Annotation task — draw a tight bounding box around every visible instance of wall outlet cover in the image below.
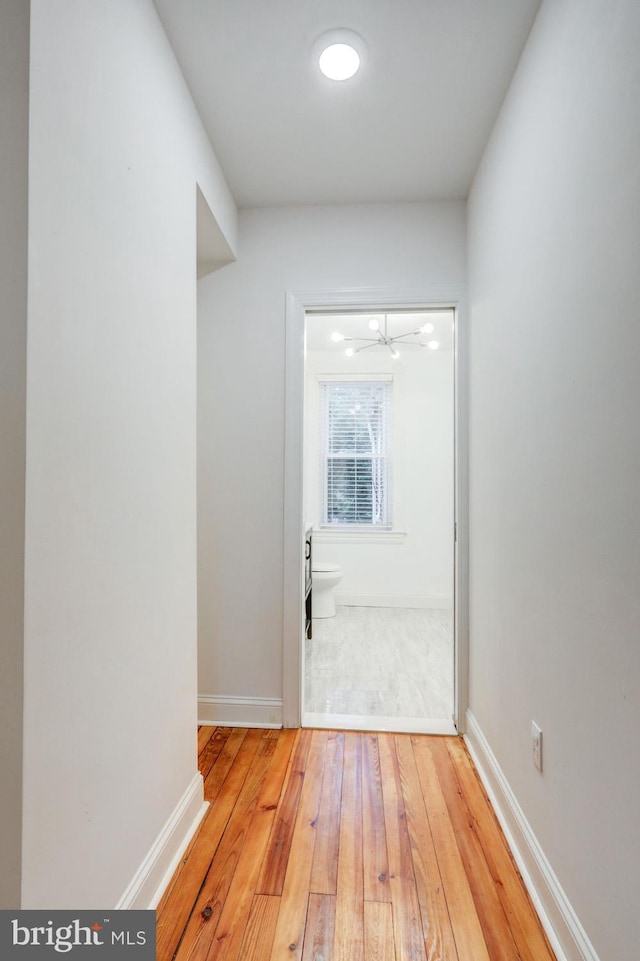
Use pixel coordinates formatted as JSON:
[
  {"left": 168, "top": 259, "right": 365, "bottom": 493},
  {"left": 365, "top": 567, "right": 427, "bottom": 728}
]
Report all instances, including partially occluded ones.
[{"left": 532, "top": 721, "right": 543, "bottom": 772}]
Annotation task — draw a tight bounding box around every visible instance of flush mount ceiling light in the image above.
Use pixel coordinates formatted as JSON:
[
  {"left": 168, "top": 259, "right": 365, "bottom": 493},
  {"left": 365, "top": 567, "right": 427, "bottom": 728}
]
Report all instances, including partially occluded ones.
[
  {"left": 332, "top": 313, "right": 442, "bottom": 359},
  {"left": 319, "top": 43, "right": 360, "bottom": 80},
  {"left": 315, "top": 29, "right": 365, "bottom": 81}
]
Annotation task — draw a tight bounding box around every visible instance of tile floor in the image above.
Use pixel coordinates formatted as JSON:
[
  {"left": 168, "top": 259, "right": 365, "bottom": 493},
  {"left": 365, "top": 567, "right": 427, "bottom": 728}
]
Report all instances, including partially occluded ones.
[{"left": 303, "top": 605, "right": 454, "bottom": 733}]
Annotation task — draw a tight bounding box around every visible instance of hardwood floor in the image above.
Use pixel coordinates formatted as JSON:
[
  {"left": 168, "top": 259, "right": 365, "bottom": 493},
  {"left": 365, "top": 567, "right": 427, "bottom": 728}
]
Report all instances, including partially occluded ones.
[{"left": 157, "top": 727, "right": 556, "bottom": 961}]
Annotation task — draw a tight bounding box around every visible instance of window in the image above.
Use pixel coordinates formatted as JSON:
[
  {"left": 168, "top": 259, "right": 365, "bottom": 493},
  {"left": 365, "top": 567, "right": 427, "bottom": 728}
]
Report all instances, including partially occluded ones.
[{"left": 319, "top": 379, "right": 392, "bottom": 527}]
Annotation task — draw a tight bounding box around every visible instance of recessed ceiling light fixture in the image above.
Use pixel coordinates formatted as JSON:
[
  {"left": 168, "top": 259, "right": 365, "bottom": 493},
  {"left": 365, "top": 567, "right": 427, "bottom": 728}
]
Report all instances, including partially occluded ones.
[
  {"left": 319, "top": 43, "right": 359, "bottom": 80},
  {"left": 315, "top": 29, "right": 365, "bottom": 82}
]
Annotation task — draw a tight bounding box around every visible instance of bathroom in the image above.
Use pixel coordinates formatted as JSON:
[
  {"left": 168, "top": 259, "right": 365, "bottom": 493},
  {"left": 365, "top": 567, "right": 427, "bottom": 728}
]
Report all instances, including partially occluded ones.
[{"left": 303, "top": 309, "right": 455, "bottom": 733}]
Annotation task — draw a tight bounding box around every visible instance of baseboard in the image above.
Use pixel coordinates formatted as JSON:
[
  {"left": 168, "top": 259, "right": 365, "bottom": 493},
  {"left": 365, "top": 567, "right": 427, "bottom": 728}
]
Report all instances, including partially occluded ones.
[
  {"left": 464, "top": 710, "right": 600, "bottom": 961},
  {"left": 334, "top": 592, "right": 453, "bottom": 610},
  {"left": 198, "top": 694, "right": 283, "bottom": 728},
  {"left": 116, "top": 771, "right": 208, "bottom": 910}
]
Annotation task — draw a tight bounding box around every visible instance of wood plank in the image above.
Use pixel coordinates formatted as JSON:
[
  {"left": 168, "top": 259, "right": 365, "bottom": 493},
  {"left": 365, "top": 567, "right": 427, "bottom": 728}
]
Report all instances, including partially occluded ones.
[
  {"left": 205, "top": 728, "right": 250, "bottom": 802},
  {"left": 237, "top": 895, "right": 281, "bottom": 961},
  {"left": 172, "top": 732, "right": 276, "bottom": 961},
  {"left": 429, "top": 737, "right": 520, "bottom": 961},
  {"left": 377, "top": 735, "right": 414, "bottom": 878},
  {"left": 410, "top": 736, "right": 491, "bottom": 961},
  {"left": 199, "top": 727, "right": 231, "bottom": 782},
  {"left": 258, "top": 730, "right": 299, "bottom": 812},
  {"left": 156, "top": 729, "right": 260, "bottom": 961},
  {"left": 257, "top": 729, "right": 313, "bottom": 896},
  {"left": 301, "top": 894, "right": 336, "bottom": 961},
  {"left": 309, "top": 730, "right": 344, "bottom": 896},
  {"left": 445, "top": 738, "right": 556, "bottom": 961},
  {"left": 205, "top": 730, "right": 297, "bottom": 961},
  {"left": 390, "top": 875, "right": 428, "bottom": 961},
  {"left": 377, "top": 735, "right": 426, "bottom": 961},
  {"left": 269, "top": 730, "right": 328, "bottom": 961},
  {"left": 362, "top": 734, "right": 391, "bottom": 903},
  {"left": 364, "top": 901, "right": 396, "bottom": 961},
  {"left": 333, "top": 732, "right": 364, "bottom": 961},
  {"left": 198, "top": 725, "right": 215, "bottom": 755},
  {"left": 394, "top": 735, "right": 458, "bottom": 961},
  {"left": 208, "top": 816, "right": 281, "bottom": 961}
]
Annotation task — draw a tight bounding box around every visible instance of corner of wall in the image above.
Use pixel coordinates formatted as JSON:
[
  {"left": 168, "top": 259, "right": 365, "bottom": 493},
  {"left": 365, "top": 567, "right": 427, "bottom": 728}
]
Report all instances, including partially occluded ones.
[
  {"left": 198, "top": 695, "right": 283, "bottom": 729},
  {"left": 196, "top": 184, "right": 237, "bottom": 277},
  {"left": 116, "top": 773, "right": 208, "bottom": 910},
  {"left": 0, "top": 0, "right": 30, "bottom": 910}
]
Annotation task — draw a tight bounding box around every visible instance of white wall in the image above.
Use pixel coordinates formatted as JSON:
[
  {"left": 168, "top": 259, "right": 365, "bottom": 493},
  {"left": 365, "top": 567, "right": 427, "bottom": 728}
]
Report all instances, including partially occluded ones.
[
  {"left": 467, "top": 2, "right": 640, "bottom": 959},
  {"left": 0, "top": 0, "right": 29, "bottom": 910},
  {"left": 198, "top": 202, "right": 465, "bottom": 719},
  {"left": 304, "top": 345, "right": 454, "bottom": 607},
  {"left": 21, "top": 0, "right": 236, "bottom": 908}
]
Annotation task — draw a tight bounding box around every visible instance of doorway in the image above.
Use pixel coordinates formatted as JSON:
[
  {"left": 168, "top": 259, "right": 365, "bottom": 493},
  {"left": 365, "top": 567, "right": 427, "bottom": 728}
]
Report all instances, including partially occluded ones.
[
  {"left": 301, "top": 307, "right": 456, "bottom": 735},
  {"left": 281, "top": 288, "right": 468, "bottom": 734}
]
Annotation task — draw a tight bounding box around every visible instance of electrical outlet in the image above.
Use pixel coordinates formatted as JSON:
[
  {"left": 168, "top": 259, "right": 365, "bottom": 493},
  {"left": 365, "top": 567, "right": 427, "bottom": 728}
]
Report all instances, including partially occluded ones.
[{"left": 532, "top": 721, "right": 543, "bottom": 772}]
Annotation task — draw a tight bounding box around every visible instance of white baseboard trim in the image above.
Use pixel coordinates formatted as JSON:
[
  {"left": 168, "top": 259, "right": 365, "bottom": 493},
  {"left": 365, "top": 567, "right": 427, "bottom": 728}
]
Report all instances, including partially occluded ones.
[
  {"left": 116, "top": 771, "right": 208, "bottom": 910},
  {"left": 198, "top": 694, "right": 283, "bottom": 729},
  {"left": 464, "top": 710, "right": 600, "bottom": 961},
  {"left": 334, "top": 592, "right": 453, "bottom": 610}
]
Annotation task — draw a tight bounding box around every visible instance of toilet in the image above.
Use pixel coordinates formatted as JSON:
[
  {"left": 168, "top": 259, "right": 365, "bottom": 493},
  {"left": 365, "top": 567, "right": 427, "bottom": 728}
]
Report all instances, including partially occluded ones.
[{"left": 312, "top": 562, "right": 343, "bottom": 618}]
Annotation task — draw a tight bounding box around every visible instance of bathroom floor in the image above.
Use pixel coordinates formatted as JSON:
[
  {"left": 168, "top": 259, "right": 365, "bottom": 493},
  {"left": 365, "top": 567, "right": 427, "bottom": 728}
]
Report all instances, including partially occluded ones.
[{"left": 303, "top": 605, "right": 455, "bottom": 734}]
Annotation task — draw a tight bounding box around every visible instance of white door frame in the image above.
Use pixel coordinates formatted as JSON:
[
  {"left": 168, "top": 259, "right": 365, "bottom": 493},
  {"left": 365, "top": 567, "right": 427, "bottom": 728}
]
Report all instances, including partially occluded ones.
[{"left": 282, "top": 285, "right": 469, "bottom": 732}]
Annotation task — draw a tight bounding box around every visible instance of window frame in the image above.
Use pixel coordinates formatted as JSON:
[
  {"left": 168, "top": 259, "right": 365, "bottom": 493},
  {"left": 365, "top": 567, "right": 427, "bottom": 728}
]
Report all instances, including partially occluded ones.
[{"left": 318, "top": 374, "right": 393, "bottom": 530}]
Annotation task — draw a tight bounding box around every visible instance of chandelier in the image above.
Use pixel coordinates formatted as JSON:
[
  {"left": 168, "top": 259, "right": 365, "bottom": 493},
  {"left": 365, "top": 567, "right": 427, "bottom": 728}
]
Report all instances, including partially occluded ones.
[{"left": 330, "top": 313, "right": 440, "bottom": 359}]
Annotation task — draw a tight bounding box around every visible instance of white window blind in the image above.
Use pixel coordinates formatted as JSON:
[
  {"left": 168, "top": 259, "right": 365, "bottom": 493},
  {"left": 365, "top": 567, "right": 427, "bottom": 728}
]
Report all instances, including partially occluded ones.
[{"left": 319, "top": 379, "right": 392, "bottom": 527}]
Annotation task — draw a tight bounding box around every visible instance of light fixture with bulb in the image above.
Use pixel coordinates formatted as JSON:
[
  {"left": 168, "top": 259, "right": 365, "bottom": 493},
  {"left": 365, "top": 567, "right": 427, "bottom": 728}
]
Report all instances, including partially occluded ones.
[
  {"left": 331, "top": 313, "right": 443, "bottom": 358},
  {"left": 319, "top": 43, "right": 359, "bottom": 80},
  {"left": 315, "top": 29, "right": 365, "bottom": 82}
]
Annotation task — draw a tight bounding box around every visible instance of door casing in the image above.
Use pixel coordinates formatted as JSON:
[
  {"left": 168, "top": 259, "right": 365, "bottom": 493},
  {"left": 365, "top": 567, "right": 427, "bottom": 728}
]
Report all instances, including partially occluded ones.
[{"left": 282, "top": 285, "right": 469, "bottom": 732}]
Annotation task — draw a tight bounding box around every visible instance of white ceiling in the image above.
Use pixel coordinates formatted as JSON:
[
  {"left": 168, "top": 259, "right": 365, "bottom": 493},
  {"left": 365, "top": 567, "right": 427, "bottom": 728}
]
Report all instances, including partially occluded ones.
[{"left": 154, "top": 0, "right": 542, "bottom": 208}]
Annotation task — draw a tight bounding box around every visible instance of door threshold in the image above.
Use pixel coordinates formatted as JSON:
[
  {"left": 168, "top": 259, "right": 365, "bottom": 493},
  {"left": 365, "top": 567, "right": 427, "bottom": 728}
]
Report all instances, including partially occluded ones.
[{"left": 302, "top": 711, "right": 456, "bottom": 736}]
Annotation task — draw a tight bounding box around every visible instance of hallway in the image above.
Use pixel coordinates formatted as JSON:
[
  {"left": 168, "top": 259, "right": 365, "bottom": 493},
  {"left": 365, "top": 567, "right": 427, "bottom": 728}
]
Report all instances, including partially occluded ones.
[{"left": 2, "top": 4, "right": 637, "bottom": 957}]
